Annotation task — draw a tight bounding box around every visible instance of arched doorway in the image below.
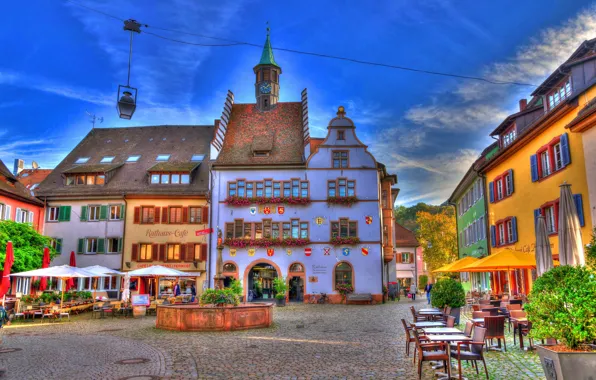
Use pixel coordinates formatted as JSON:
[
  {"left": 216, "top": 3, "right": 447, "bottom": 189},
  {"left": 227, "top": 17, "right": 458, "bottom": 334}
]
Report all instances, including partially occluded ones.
[
  {"left": 288, "top": 262, "right": 305, "bottom": 302},
  {"left": 247, "top": 263, "right": 278, "bottom": 301},
  {"left": 222, "top": 262, "right": 238, "bottom": 288}
]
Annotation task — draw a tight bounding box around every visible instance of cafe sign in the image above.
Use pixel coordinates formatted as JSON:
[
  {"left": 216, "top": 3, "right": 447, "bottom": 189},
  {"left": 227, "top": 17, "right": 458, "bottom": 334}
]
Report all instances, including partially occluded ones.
[{"left": 146, "top": 229, "right": 189, "bottom": 238}]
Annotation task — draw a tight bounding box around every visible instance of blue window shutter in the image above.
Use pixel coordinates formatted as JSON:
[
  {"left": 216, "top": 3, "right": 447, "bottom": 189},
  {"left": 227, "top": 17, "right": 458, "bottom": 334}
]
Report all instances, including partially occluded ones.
[
  {"left": 560, "top": 133, "right": 571, "bottom": 167},
  {"left": 508, "top": 169, "right": 514, "bottom": 194},
  {"left": 534, "top": 208, "right": 541, "bottom": 231},
  {"left": 489, "top": 182, "right": 494, "bottom": 203},
  {"left": 490, "top": 225, "right": 496, "bottom": 247},
  {"left": 573, "top": 194, "right": 585, "bottom": 227},
  {"left": 530, "top": 155, "right": 539, "bottom": 182},
  {"left": 511, "top": 217, "right": 518, "bottom": 243}
]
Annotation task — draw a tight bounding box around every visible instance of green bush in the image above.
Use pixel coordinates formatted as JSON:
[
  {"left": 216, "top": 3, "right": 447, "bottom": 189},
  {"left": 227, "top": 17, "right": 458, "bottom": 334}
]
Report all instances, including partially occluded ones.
[
  {"left": 586, "top": 228, "right": 596, "bottom": 269},
  {"left": 430, "top": 278, "right": 465, "bottom": 309},
  {"left": 199, "top": 288, "right": 239, "bottom": 306},
  {"left": 228, "top": 279, "right": 243, "bottom": 298},
  {"left": 273, "top": 277, "right": 288, "bottom": 300},
  {"left": 525, "top": 265, "right": 596, "bottom": 349},
  {"left": 418, "top": 275, "right": 428, "bottom": 290}
]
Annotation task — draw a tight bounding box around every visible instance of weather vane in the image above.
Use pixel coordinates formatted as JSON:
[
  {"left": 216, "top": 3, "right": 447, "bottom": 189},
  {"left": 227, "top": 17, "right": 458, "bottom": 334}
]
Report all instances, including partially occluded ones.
[{"left": 86, "top": 110, "right": 104, "bottom": 129}]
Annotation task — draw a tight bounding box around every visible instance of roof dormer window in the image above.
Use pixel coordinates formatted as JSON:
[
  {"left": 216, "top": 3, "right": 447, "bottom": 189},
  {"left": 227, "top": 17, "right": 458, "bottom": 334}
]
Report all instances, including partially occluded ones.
[
  {"left": 100, "top": 156, "right": 115, "bottom": 163},
  {"left": 156, "top": 154, "right": 171, "bottom": 161},
  {"left": 126, "top": 155, "right": 141, "bottom": 162},
  {"left": 547, "top": 78, "right": 572, "bottom": 110},
  {"left": 75, "top": 157, "right": 90, "bottom": 164},
  {"left": 191, "top": 154, "right": 205, "bottom": 162},
  {"left": 502, "top": 125, "right": 517, "bottom": 148}
]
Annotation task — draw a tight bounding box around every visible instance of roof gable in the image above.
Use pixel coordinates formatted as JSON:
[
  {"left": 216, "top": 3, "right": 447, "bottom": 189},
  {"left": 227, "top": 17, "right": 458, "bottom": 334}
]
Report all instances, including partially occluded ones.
[
  {"left": 395, "top": 222, "right": 419, "bottom": 247},
  {"left": 0, "top": 160, "right": 43, "bottom": 205}
]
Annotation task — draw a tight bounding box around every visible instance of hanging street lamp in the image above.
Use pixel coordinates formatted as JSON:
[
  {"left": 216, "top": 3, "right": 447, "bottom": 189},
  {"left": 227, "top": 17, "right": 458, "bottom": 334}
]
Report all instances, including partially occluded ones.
[{"left": 117, "top": 19, "right": 141, "bottom": 119}]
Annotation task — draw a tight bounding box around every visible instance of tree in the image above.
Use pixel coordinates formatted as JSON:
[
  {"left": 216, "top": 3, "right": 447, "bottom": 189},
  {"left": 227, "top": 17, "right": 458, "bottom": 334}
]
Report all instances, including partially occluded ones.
[
  {"left": 416, "top": 210, "right": 457, "bottom": 273},
  {"left": 395, "top": 203, "right": 453, "bottom": 232},
  {"left": 0, "top": 221, "right": 56, "bottom": 273}
]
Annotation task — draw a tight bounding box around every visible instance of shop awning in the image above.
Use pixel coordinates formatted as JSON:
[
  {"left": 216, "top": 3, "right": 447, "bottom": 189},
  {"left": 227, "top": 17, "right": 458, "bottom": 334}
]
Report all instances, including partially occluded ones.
[
  {"left": 433, "top": 256, "right": 479, "bottom": 273},
  {"left": 455, "top": 249, "right": 537, "bottom": 272},
  {"left": 396, "top": 270, "right": 414, "bottom": 278}
]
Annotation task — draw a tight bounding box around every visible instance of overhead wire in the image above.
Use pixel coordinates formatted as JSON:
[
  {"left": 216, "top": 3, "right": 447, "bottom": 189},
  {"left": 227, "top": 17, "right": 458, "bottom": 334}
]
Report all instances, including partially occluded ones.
[{"left": 62, "top": 0, "right": 543, "bottom": 88}]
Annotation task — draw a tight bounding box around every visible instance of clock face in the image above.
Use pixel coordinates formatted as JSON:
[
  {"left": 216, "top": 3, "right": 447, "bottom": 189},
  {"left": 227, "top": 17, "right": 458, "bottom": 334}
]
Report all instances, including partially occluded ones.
[{"left": 259, "top": 82, "right": 272, "bottom": 94}]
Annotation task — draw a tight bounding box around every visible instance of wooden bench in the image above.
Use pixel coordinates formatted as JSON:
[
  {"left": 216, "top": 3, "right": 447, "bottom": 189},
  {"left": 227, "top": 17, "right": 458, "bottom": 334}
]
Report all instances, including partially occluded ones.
[{"left": 346, "top": 293, "right": 373, "bottom": 305}]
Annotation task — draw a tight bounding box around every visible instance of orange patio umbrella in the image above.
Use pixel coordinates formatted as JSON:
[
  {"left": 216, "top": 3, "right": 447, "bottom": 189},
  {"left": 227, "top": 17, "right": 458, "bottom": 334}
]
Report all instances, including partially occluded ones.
[{"left": 432, "top": 256, "right": 479, "bottom": 273}]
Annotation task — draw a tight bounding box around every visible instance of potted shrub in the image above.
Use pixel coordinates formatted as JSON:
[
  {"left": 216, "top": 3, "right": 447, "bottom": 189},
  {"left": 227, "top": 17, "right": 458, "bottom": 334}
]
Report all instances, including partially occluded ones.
[
  {"left": 273, "top": 277, "right": 288, "bottom": 307},
  {"left": 525, "top": 265, "right": 596, "bottom": 379},
  {"left": 430, "top": 278, "right": 465, "bottom": 324},
  {"left": 336, "top": 283, "right": 354, "bottom": 304},
  {"left": 228, "top": 279, "right": 244, "bottom": 303}
]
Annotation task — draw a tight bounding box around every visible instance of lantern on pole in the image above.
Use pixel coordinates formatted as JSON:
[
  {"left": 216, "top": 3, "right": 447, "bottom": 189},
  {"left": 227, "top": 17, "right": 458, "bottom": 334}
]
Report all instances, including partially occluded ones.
[{"left": 117, "top": 19, "right": 141, "bottom": 119}]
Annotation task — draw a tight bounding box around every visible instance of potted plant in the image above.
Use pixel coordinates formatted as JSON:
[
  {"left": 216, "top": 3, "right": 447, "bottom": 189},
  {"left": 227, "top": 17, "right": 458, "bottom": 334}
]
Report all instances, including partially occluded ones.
[
  {"left": 525, "top": 265, "right": 596, "bottom": 379},
  {"left": 336, "top": 283, "right": 354, "bottom": 304},
  {"left": 199, "top": 288, "right": 239, "bottom": 307},
  {"left": 228, "top": 279, "right": 244, "bottom": 303},
  {"left": 273, "top": 277, "right": 288, "bottom": 307},
  {"left": 430, "top": 278, "right": 465, "bottom": 324}
]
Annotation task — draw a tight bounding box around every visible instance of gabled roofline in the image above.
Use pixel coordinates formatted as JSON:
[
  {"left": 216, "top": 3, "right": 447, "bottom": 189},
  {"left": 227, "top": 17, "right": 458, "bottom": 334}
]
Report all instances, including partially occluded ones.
[{"left": 489, "top": 103, "right": 543, "bottom": 136}]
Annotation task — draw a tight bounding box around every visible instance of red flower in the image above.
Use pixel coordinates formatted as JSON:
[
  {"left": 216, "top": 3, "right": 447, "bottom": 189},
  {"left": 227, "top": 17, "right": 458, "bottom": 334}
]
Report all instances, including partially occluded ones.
[
  {"left": 223, "top": 238, "right": 311, "bottom": 248},
  {"left": 330, "top": 237, "right": 361, "bottom": 246},
  {"left": 326, "top": 196, "right": 359, "bottom": 206},
  {"left": 224, "top": 196, "right": 311, "bottom": 206}
]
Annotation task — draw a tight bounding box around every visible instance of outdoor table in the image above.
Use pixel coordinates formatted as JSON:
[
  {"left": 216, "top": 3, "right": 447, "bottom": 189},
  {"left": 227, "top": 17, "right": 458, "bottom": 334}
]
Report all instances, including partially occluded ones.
[
  {"left": 426, "top": 334, "right": 473, "bottom": 380},
  {"left": 511, "top": 317, "right": 530, "bottom": 349},
  {"left": 422, "top": 327, "right": 463, "bottom": 335},
  {"left": 480, "top": 306, "right": 499, "bottom": 316},
  {"left": 418, "top": 311, "right": 443, "bottom": 320},
  {"left": 471, "top": 318, "right": 484, "bottom": 326},
  {"left": 419, "top": 308, "right": 440, "bottom": 313},
  {"left": 411, "top": 321, "right": 446, "bottom": 328}
]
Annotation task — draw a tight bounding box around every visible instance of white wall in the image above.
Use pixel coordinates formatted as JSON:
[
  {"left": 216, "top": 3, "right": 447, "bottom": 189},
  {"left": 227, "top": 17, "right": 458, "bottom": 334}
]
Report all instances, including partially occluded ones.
[{"left": 582, "top": 127, "right": 596, "bottom": 228}]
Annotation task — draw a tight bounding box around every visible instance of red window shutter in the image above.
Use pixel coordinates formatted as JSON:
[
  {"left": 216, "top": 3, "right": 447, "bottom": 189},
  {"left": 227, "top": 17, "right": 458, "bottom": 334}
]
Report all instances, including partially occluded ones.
[
  {"left": 202, "top": 206, "right": 209, "bottom": 224},
  {"left": 133, "top": 207, "right": 140, "bottom": 224},
  {"left": 154, "top": 207, "right": 160, "bottom": 224},
  {"left": 131, "top": 244, "right": 138, "bottom": 261},
  {"left": 152, "top": 244, "right": 158, "bottom": 261},
  {"left": 182, "top": 207, "right": 189, "bottom": 224},
  {"left": 200, "top": 244, "right": 207, "bottom": 262},
  {"left": 180, "top": 243, "right": 188, "bottom": 262},
  {"left": 187, "top": 243, "right": 195, "bottom": 261},
  {"left": 159, "top": 244, "right": 166, "bottom": 261},
  {"left": 162, "top": 207, "right": 168, "bottom": 223}
]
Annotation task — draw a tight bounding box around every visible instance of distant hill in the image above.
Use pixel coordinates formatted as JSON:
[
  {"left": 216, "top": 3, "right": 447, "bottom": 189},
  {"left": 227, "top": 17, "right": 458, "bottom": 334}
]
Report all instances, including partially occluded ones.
[{"left": 394, "top": 203, "right": 454, "bottom": 233}]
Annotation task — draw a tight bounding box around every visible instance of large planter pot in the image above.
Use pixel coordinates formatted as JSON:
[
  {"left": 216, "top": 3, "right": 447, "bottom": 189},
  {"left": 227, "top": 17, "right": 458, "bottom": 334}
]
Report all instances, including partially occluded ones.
[
  {"left": 276, "top": 298, "right": 286, "bottom": 307},
  {"left": 449, "top": 307, "right": 461, "bottom": 325},
  {"left": 536, "top": 344, "right": 596, "bottom": 380}
]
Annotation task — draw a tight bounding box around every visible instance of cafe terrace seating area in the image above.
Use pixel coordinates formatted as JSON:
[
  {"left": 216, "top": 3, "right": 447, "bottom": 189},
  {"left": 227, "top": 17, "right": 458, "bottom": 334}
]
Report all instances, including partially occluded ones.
[{"left": 404, "top": 293, "right": 543, "bottom": 380}]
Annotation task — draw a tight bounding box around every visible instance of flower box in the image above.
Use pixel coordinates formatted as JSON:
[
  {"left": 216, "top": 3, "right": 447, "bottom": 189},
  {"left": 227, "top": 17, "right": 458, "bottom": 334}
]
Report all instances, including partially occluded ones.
[
  {"left": 326, "top": 196, "right": 359, "bottom": 206},
  {"left": 330, "top": 237, "right": 361, "bottom": 246},
  {"left": 224, "top": 196, "right": 311, "bottom": 206},
  {"left": 223, "top": 238, "right": 311, "bottom": 248}
]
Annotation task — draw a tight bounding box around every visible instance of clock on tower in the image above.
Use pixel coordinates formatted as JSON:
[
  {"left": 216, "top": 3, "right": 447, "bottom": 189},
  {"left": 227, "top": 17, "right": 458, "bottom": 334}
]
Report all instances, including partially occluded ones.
[{"left": 254, "top": 27, "right": 281, "bottom": 111}]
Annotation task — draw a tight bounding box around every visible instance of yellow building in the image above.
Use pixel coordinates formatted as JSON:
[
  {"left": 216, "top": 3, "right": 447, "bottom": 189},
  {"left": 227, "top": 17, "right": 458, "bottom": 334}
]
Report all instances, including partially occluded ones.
[
  {"left": 481, "top": 40, "right": 595, "bottom": 294},
  {"left": 116, "top": 125, "right": 214, "bottom": 297}
]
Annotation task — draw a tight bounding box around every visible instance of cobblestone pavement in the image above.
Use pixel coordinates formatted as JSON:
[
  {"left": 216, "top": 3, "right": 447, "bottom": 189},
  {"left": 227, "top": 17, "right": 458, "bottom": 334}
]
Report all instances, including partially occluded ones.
[{"left": 0, "top": 299, "right": 545, "bottom": 379}]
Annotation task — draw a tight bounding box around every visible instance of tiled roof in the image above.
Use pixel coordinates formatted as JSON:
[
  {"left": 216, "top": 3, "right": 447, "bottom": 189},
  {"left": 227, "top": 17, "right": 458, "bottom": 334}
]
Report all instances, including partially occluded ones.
[
  {"left": 395, "top": 222, "right": 419, "bottom": 247},
  {"left": 0, "top": 160, "right": 43, "bottom": 205},
  {"left": 147, "top": 162, "right": 200, "bottom": 172},
  {"left": 16, "top": 169, "right": 52, "bottom": 189},
  {"left": 310, "top": 138, "right": 324, "bottom": 152},
  {"left": 566, "top": 97, "right": 596, "bottom": 129},
  {"left": 36, "top": 125, "right": 214, "bottom": 197},
  {"left": 62, "top": 164, "right": 122, "bottom": 174},
  {"left": 215, "top": 103, "right": 305, "bottom": 166}
]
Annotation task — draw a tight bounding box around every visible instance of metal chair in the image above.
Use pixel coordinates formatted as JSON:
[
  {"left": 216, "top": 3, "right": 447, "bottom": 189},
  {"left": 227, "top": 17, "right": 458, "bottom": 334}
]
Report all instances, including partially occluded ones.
[
  {"left": 445, "top": 315, "right": 456, "bottom": 328},
  {"left": 451, "top": 326, "right": 489, "bottom": 380},
  {"left": 412, "top": 328, "right": 451, "bottom": 380},
  {"left": 483, "top": 316, "right": 506, "bottom": 352}
]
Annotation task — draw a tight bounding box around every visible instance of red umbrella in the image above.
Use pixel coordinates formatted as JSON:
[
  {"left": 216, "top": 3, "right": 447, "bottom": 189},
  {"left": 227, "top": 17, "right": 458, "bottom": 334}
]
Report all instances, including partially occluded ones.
[
  {"left": 138, "top": 278, "right": 146, "bottom": 294},
  {"left": 66, "top": 251, "right": 76, "bottom": 290},
  {"left": 38, "top": 247, "right": 51, "bottom": 291},
  {"left": 0, "top": 241, "right": 15, "bottom": 297}
]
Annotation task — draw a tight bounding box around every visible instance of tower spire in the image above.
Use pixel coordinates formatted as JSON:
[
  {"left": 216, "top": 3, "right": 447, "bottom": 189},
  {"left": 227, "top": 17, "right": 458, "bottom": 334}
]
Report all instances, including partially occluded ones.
[{"left": 258, "top": 23, "right": 280, "bottom": 68}]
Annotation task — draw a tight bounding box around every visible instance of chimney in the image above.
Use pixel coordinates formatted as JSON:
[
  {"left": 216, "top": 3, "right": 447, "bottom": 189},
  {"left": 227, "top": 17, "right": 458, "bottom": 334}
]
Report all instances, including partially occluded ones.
[
  {"left": 519, "top": 99, "right": 527, "bottom": 111},
  {"left": 13, "top": 159, "right": 24, "bottom": 176}
]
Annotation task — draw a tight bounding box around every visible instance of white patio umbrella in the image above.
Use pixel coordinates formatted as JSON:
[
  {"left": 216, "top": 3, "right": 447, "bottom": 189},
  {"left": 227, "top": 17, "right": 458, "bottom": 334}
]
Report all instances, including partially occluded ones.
[
  {"left": 535, "top": 215, "right": 555, "bottom": 276},
  {"left": 11, "top": 265, "right": 99, "bottom": 312},
  {"left": 82, "top": 266, "right": 124, "bottom": 303},
  {"left": 126, "top": 265, "right": 194, "bottom": 299},
  {"left": 558, "top": 183, "right": 585, "bottom": 266}
]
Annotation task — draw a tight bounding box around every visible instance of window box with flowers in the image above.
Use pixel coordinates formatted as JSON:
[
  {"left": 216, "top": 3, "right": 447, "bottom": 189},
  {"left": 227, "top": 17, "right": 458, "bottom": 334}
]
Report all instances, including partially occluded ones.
[
  {"left": 223, "top": 237, "right": 310, "bottom": 248},
  {"left": 224, "top": 196, "right": 311, "bottom": 206},
  {"left": 326, "top": 196, "right": 359, "bottom": 206},
  {"left": 330, "top": 236, "right": 361, "bottom": 246}
]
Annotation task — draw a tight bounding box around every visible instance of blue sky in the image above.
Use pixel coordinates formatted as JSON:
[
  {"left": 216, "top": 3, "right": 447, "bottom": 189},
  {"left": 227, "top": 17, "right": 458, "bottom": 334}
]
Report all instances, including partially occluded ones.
[{"left": 1, "top": 0, "right": 595, "bottom": 205}]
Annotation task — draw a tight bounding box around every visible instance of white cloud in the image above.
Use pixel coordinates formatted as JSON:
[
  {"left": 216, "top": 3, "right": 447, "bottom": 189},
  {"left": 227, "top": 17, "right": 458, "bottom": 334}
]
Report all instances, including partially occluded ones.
[{"left": 405, "top": 103, "right": 509, "bottom": 130}]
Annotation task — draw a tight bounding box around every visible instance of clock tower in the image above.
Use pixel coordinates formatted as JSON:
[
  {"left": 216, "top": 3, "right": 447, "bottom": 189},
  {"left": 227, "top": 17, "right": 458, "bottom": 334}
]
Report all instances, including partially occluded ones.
[{"left": 254, "top": 27, "right": 281, "bottom": 111}]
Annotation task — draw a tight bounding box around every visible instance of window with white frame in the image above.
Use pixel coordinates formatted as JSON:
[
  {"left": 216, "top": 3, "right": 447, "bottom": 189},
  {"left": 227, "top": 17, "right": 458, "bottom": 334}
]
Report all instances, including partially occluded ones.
[
  {"left": 88, "top": 206, "right": 100, "bottom": 221},
  {"left": 496, "top": 181, "right": 503, "bottom": 200},
  {"left": 0, "top": 203, "right": 4, "bottom": 221},
  {"left": 553, "top": 143, "right": 563, "bottom": 171},
  {"left": 545, "top": 205, "right": 556, "bottom": 234},
  {"left": 107, "top": 238, "right": 120, "bottom": 254},
  {"left": 16, "top": 277, "right": 31, "bottom": 295},
  {"left": 86, "top": 238, "right": 98, "bottom": 254},
  {"left": 15, "top": 208, "right": 29, "bottom": 223},
  {"left": 547, "top": 79, "right": 572, "bottom": 110},
  {"left": 48, "top": 206, "right": 59, "bottom": 222},
  {"left": 540, "top": 150, "right": 551, "bottom": 178},
  {"left": 498, "top": 224, "right": 505, "bottom": 245},
  {"left": 507, "top": 220, "right": 514, "bottom": 243},
  {"left": 109, "top": 205, "right": 122, "bottom": 220}
]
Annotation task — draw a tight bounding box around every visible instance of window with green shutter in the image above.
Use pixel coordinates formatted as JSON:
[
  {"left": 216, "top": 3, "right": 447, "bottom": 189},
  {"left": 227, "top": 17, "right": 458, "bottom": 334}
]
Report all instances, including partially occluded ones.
[
  {"left": 56, "top": 238, "right": 62, "bottom": 254},
  {"left": 120, "top": 205, "right": 125, "bottom": 220},
  {"left": 97, "top": 238, "right": 105, "bottom": 254},
  {"left": 118, "top": 237, "right": 123, "bottom": 253},
  {"left": 58, "top": 206, "right": 71, "bottom": 222},
  {"left": 99, "top": 205, "right": 108, "bottom": 221},
  {"left": 80, "top": 206, "right": 88, "bottom": 221},
  {"left": 77, "top": 238, "right": 84, "bottom": 254}
]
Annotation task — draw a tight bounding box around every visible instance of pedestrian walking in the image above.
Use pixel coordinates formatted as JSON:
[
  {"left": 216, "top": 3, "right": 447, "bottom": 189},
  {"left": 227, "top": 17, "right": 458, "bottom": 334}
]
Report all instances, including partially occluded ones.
[
  {"left": 425, "top": 282, "right": 433, "bottom": 305},
  {"left": 409, "top": 283, "right": 417, "bottom": 301}
]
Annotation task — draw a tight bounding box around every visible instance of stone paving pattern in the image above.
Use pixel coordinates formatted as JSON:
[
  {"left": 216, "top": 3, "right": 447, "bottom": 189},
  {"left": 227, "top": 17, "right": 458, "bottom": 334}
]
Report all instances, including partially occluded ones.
[{"left": 0, "top": 299, "right": 545, "bottom": 379}]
